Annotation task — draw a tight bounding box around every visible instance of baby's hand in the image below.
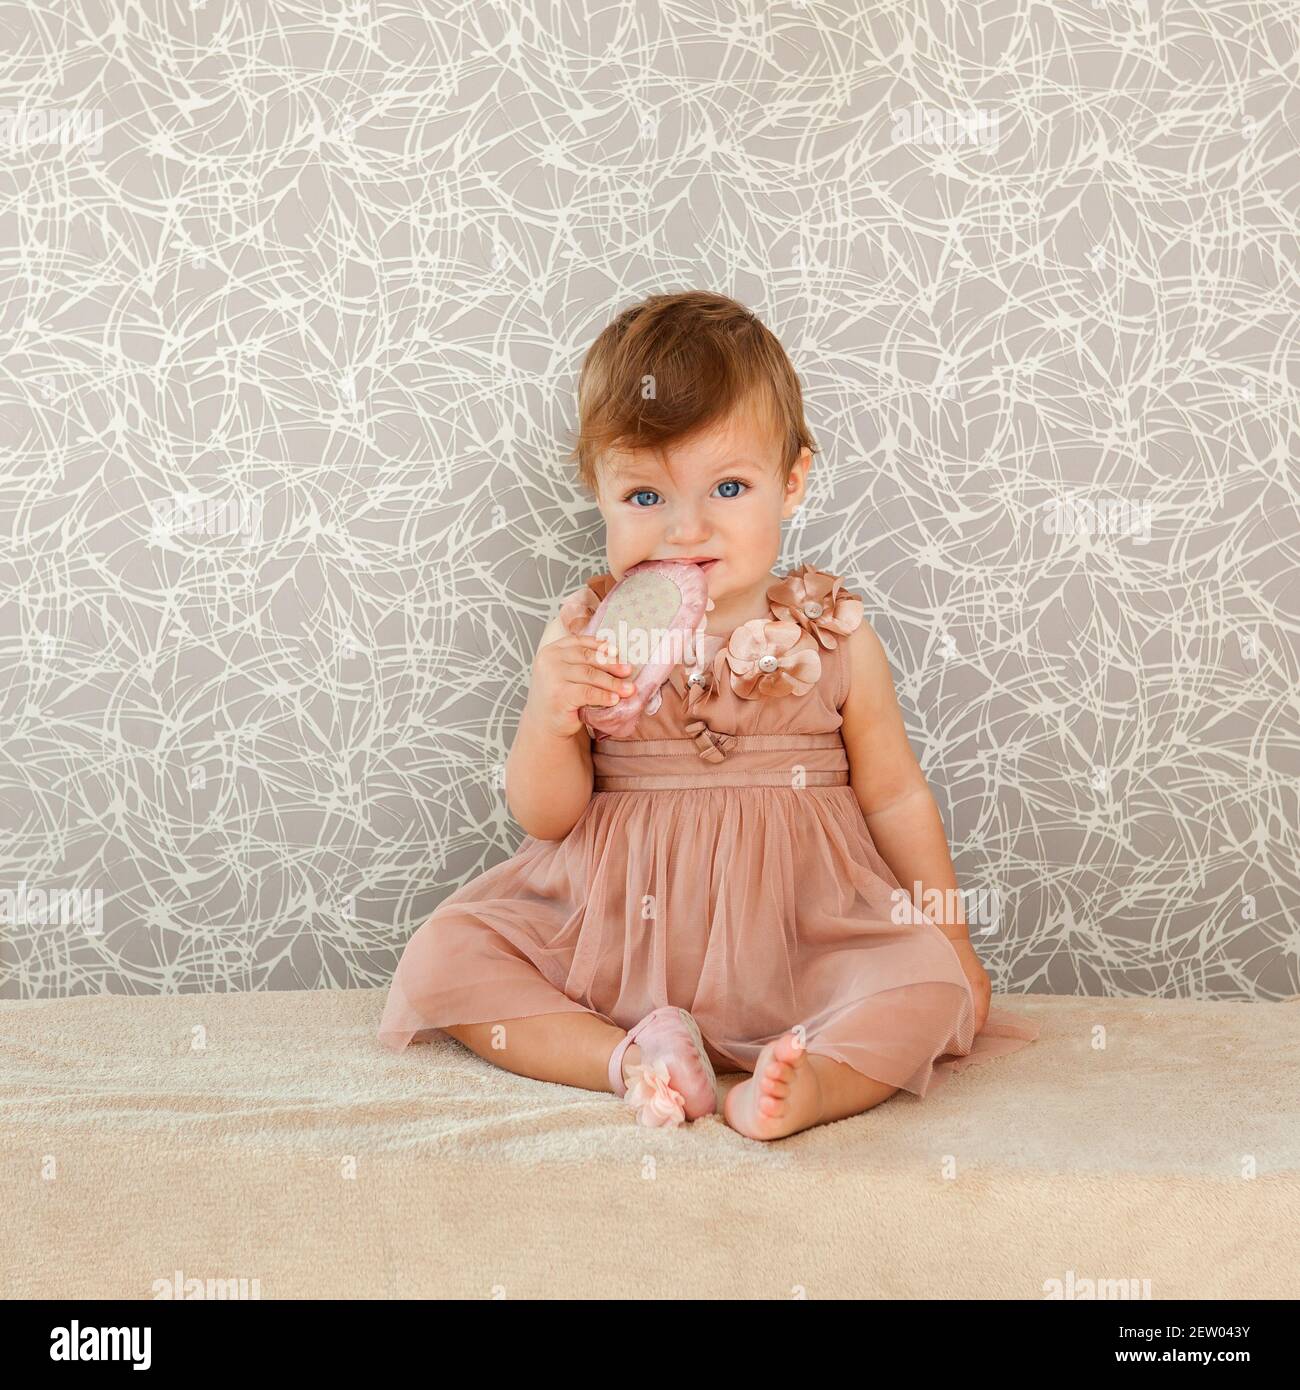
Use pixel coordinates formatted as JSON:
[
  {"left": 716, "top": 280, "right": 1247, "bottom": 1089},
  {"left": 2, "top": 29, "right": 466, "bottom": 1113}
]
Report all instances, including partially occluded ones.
[
  {"left": 527, "top": 632, "right": 636, "bottom": 740},
  {"left": 949, "top": 938, "right": 991, "bottom": 1034}
]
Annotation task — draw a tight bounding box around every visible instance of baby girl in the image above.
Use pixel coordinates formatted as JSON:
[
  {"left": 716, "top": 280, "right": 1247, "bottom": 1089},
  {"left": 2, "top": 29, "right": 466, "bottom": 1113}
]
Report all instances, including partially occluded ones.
[{"left": 377, "top": 289, "right": 1037, "bottom": 1139}]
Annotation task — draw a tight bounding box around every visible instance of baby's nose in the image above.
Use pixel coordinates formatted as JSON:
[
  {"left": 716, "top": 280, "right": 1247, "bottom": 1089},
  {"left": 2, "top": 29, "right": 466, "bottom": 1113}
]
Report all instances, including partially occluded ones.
[{"left": 664, "top": 513, "right": 710, "bottom": 543}]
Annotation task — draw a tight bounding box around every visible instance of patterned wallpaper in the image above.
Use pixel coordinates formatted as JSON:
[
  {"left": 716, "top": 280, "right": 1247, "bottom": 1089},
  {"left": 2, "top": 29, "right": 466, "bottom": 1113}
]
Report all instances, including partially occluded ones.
[{"left": 1, "top": 1, "right": 1297, "bottom": 1003}]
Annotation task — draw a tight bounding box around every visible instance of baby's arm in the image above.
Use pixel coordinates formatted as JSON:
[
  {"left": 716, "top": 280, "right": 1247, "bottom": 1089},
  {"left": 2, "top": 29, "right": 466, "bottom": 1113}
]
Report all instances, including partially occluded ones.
[
  {"left": 504, "top": 613, "right": 634, "bottom": 840},
  {"left": 839, "top": 621, "right": 991, "bottom": 1028},
  {"left": 839, "top": 621, "right": 971, "bottom": 945}
]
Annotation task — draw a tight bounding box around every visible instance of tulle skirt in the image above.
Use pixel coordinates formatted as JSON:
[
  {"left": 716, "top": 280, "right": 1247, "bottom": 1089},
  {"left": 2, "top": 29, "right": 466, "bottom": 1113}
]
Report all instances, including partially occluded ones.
[{"left": 377, "top": 786, "right": 1039, "bottom": 1098}]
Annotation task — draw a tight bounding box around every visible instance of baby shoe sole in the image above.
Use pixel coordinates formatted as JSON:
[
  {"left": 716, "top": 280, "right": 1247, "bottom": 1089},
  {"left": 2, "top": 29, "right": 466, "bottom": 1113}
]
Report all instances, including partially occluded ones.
[{"left": 673, "top": 1007, "right": 719, "bottom": 1118}]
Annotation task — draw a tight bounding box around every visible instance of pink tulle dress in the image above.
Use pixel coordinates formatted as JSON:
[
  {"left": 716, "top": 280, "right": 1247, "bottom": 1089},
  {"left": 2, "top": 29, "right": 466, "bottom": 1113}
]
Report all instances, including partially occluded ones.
[{"left": 377, "top": 563, "right": 1039, "bottom": 1098}]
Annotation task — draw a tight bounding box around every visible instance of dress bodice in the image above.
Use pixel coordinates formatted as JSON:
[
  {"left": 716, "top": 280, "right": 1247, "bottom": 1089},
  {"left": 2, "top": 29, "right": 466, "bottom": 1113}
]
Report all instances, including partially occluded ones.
[{"left": 559, "top": 563, "right": 865, "bottom": 790}]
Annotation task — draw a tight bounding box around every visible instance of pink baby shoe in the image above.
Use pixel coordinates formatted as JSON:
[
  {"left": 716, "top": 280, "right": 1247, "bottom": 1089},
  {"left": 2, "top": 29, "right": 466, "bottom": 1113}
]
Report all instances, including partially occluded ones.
[{"left": 607, "top": 1006, "right": 719, "bottom": 1127}]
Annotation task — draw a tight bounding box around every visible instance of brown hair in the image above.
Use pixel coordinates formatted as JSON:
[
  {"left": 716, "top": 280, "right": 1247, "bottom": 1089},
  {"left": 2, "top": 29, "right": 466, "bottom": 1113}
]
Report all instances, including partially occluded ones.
[{"left": 567, "top": 290, "right": 818, "bottom": 497}]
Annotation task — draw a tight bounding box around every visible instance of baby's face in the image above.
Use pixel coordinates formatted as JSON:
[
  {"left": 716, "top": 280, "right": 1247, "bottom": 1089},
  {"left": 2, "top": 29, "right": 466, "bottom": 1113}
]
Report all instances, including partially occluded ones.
[{"left": 593, "top": 401, "right": 810, "bottom": 611}]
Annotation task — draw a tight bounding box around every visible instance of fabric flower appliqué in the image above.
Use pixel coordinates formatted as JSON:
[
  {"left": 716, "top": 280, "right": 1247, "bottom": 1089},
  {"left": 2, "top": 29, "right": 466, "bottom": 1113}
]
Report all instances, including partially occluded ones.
[
  {"left": 623, "top": 1058, "right": 687, "bottom": 1128},
  {"left": 665, "top": 629, "right": 727, "bottom": 713},
  {"left": 723, "top": 619, "right": 821, "bottom": 699},
  {"left": 766, "top": 564, "right": 864, "bottom": 650}
]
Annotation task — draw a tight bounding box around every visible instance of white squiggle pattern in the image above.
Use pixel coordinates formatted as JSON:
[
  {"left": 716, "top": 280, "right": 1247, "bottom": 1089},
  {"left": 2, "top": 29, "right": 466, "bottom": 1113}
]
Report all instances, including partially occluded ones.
[{"left": 1, "top": 1, "right": 1297, "bottom": 1002}]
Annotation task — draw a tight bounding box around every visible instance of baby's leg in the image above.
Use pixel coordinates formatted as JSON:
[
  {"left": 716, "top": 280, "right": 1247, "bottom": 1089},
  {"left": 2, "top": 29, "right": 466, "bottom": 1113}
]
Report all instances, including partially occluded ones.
[
  {"left": 724, "top": 1032, "right": 899, "bottom": 1141},
  {"left": 703, "top": 1042, "right": 734, "bottom": 1074},
  {"left": 443, "top": 1013, "right": 641, "bottom": 1093}
]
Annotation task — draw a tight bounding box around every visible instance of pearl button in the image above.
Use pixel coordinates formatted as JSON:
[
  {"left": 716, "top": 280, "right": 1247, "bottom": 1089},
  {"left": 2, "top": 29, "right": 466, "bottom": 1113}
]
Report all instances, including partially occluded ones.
[
  {"left": 803, "top": 600, "right": 823, "bottom": 618},
  {"left": 687, "top": 672, "right": 706, "bottom": 686},
  {"left": 757, "top": 654, "right": 778, "bottom": 673}
]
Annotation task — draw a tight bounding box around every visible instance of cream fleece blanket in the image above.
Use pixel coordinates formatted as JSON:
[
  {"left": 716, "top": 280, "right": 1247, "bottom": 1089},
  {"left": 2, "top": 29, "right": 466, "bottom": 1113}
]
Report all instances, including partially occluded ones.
[{"left": 2, "top": 989, "right": 1296, "bottom": 1299}]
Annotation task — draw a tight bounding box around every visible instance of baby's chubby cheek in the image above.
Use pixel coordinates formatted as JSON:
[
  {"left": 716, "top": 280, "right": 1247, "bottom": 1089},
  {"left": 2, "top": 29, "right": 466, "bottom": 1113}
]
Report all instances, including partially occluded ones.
[{"left": 606, "top": 548, "right": 651, "bottom": 578}]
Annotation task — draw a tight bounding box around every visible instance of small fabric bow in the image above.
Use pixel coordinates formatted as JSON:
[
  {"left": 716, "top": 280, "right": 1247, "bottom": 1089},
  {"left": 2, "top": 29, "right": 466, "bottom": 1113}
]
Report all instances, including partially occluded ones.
[{"left": 684, "top": 718, "right": 737, "bottom": 762}]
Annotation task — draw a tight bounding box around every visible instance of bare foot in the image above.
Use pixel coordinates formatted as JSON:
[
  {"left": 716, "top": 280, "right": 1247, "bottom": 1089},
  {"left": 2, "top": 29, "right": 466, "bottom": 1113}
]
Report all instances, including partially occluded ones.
[{"left": 723, "top": 1031, "right": 822, "bottom": 1140}]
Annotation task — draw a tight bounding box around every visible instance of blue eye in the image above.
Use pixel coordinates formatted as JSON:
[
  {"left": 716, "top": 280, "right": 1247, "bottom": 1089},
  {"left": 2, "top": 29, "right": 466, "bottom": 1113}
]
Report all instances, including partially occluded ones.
[{"left": 622, "top": 480, "right": 747, "bottom": 505}]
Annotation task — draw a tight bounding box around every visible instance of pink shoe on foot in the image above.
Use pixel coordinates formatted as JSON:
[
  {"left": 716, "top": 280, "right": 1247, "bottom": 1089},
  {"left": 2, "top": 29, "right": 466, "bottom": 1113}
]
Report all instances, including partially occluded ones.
[{"left": 607, "top": 1006, "right": 719, "bottom": 1127}]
